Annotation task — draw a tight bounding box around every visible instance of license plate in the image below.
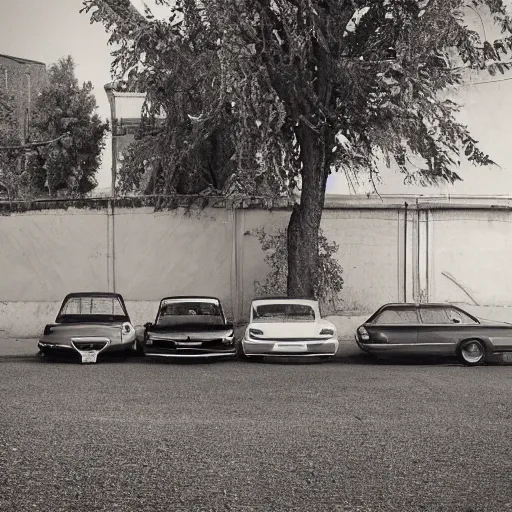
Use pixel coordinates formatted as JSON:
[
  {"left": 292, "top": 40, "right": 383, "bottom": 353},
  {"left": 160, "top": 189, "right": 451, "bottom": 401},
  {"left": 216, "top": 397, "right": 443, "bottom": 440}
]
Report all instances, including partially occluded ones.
[
  {"left": 273, "top": 343, "right": 307, "bottom": 353},
  {"left": 80, "top": 351, "right": 99, "bottom": 364}
]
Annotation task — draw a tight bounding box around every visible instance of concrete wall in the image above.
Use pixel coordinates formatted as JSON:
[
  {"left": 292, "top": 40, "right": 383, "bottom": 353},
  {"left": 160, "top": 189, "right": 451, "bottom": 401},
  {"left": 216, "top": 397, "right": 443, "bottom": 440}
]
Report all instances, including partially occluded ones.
[
  {"left": 0, "top": 208, "right": 109, "bottom": 301},
  {"left": 113, "top": 206, "right": 234, "bottom": 308},
  {"left": 428, "top": 209, "right": 512, "bottom": 307},
  {"left": 1, "top": 195, "right": 512, "bottom": 337}
]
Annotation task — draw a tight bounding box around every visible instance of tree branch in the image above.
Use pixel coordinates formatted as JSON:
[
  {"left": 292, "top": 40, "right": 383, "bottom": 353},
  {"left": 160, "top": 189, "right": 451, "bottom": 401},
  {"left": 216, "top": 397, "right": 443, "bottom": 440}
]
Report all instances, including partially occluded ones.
[{"left": 0, "top": 132, "right": 70, "bottom": 151}]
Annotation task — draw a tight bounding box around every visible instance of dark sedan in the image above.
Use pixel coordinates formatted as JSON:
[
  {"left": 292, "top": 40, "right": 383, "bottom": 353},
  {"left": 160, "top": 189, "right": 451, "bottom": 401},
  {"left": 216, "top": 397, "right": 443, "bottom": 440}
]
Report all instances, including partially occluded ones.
[
  {"left": 142, "top": 296, "right": 236, "bottom": 359},
  {"left": 355, "top": 303, "right": 512, "bottom": 365}
]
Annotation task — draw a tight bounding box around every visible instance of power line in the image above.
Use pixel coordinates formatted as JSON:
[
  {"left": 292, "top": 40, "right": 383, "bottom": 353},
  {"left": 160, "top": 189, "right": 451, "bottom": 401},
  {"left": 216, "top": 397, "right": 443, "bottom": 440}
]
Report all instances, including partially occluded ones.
[
  {"left": 0, "top": 132, "right": 69, "bottom": 151},
  {"left": 466, "top": 75, "right": 512, "bottom": 86}
]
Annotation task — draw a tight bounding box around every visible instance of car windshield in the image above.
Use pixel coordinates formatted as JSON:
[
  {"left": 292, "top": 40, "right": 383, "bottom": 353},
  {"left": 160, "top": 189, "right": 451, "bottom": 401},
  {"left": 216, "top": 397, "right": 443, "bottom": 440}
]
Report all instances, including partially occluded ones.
[
  {"left": 57, "top": 295, "right": 127, "bottom": 322},
  {"left": 156, "top": 300, "right": 224, "bottom": 326},
  {"left": 252, "top": 303, "right": 316, "bottom": 322}
]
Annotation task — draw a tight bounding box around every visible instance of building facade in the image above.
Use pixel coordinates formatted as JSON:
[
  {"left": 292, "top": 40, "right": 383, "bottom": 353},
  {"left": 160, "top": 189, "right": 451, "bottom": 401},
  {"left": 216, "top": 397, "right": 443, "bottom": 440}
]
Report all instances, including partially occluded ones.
[
  {"left": 0, "top": 54, "right": 47, "bottom": 141},
  {"left": 104, "top": 82, "right": 148, "bottom": 194}
]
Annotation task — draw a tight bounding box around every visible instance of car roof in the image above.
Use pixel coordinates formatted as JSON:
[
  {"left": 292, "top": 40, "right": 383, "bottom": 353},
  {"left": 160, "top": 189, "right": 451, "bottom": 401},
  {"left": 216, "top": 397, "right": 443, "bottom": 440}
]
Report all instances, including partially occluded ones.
[
  {"left": 365, "top": 302, "right": 478, "bottom": 324},
  {"left": 251, "top": 297, "right": 319, "bottom": 306},
  {"left": 254, "top": 295, "right": 316, "bottom": 301},
  {"left": 159, "top": 296, "right": 221, "bottom": 302},
  {"left": 62, "top": 292, "right": 124, "bottom": 299},
  {"left": 379, "top": 303, "right": 466, "bottom": 309}
]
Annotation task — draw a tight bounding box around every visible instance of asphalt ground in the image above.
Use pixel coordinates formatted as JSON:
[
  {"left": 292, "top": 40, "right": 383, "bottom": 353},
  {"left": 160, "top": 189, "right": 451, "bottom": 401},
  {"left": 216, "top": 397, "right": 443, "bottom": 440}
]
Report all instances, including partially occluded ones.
[{"left": 1, "top": 339, "right": 511, "bottom": 512}]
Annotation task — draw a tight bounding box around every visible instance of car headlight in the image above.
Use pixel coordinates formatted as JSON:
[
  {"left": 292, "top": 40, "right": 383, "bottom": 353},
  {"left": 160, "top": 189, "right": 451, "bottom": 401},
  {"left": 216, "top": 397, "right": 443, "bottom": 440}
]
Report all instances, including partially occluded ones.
[
  {"left": 222, "top": 331, "right": 235, "bottom": 345},
  {"left": 249, "top": 328, "right": 264, "bottom": 338},
  {"left": 357, "top": 326, "right": 370, "bottom": 341},
  {"left": 320, "top": 328, "right": 334, "bottom": 336},
  {"left": 121, "top": 322, "right": 135, "bottom": 342}
]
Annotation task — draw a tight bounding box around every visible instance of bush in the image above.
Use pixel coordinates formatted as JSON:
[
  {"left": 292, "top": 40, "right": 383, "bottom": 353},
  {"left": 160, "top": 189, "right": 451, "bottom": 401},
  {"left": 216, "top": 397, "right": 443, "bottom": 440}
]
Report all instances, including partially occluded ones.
[{"left": 254, "top": 227, "right": 344, "bottom": 314}]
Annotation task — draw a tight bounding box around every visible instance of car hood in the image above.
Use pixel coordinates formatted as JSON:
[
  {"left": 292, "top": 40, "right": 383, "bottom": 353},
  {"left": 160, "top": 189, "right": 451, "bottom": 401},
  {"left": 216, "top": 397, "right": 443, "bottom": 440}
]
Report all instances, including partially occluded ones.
[
  {"left": 476, "top": 317, "right": 512, "bottom": 327},
  {"left": 247, "top": 319, "right": 335, "bottom": 339}
]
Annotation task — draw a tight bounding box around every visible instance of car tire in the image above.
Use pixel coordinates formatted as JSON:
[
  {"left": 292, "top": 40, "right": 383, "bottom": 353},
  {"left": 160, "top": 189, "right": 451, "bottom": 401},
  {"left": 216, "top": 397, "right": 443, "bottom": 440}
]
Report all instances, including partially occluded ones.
[
  {"left": 132, "top": 339, "right": 144, "bottom": 356},
  {"left": 236, "top": 340, "right": 248, "bottom": 361},
  {"left": 458, "top": 339, "right": 486, "bottom": 366}
]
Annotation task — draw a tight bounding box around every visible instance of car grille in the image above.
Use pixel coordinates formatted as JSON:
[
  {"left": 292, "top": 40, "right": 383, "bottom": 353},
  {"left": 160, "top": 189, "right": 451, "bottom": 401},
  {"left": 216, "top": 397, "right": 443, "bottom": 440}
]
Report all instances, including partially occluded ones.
[
  {"left": 147, "top": 346, "right": 235, "bottom": 355},
  {"left": 269, "top": 338, "right": 321, "bottom": 342},
  {"left": 72, "top": 341, "right": 108, "bottom": 351},
  {"left": 150, "top": 338, "right": 224, "bottom": 347}
]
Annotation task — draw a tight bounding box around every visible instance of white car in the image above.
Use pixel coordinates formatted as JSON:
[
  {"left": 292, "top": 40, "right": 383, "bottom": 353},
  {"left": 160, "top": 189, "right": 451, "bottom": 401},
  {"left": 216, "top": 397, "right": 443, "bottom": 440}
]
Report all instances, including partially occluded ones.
[{"left": 240, "top": 298, "right": 339, "bottom": 359}]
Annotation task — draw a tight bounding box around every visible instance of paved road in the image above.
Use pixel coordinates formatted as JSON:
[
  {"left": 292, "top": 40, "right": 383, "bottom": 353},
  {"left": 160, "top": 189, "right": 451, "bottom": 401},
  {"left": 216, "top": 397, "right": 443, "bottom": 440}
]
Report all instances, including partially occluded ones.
[{"left": 1, "top": 340, "right": 511, "bottom": 512}]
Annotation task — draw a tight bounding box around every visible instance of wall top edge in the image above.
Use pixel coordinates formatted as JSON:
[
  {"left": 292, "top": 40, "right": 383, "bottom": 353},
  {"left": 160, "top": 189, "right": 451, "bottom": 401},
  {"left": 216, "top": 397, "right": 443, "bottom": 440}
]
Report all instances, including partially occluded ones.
[
  {"left": 0, "top": 194, "right": 510, "bottom": 214},
  {"left": 108, "top": 91, "right": 147, "bottom": 98}
]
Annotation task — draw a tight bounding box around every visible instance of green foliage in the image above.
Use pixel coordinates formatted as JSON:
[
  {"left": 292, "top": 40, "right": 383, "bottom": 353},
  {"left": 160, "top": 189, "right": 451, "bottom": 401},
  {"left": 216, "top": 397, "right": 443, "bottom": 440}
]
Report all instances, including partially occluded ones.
[
  {"left": 0, "top": 90, "right": 23, "bottom": 200},
  {"left": 254, "top": 227, "right": 344, "bottom": 313},
  {"left": 28, "top": 56, "right": 109, "bottom": 196},
  {"left": 83, "top": 0, "right": 512, "bottom": 194}
]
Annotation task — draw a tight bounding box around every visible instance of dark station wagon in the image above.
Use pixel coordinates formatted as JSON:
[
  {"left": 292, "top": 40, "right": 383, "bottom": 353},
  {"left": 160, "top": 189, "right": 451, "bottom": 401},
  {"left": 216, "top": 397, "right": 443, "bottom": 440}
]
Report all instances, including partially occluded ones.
[{"left": 355, "top": 303, "right": 512, "bottom": 366}]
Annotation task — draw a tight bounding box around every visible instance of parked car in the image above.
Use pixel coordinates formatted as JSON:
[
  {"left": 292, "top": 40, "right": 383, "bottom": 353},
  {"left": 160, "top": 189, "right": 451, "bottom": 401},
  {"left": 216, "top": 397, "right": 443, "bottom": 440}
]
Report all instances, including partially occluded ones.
[
  {"left": 38, "top": 292, "right": 138, "bottom": 363},
  {"left": 240, "top": 297, "right": 338, "bottom": 359},
  {"left": 355, "top": 302, "right": 512, "bottom": 365},
  {"left": 142, "top": 296, "right": 236, "bottom": 359}
]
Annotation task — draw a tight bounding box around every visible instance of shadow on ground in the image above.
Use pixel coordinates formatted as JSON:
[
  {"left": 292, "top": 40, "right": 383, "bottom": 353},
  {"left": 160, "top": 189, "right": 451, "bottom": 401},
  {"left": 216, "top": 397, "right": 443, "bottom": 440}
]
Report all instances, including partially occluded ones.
[{"left": 2, "top": 349, "right": 511, "bottom": 367}]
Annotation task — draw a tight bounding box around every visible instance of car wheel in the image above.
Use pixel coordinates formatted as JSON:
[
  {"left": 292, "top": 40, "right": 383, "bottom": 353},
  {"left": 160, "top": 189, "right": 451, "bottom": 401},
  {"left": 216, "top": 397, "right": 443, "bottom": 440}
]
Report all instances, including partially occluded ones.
[
  {"left": 132, "top": 339, "right": 144, "bottom": 356},
  {"left": 236, "top": 340, "right": 248, "bottom": 361},
  {"left": 458, "top": 339, "right": 486, "bottom": 366}
]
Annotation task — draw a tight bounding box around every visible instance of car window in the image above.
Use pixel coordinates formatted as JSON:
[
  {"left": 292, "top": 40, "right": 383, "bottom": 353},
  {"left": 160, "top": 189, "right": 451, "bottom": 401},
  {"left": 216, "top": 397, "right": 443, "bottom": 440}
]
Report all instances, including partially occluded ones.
[
  {"left": 420, "top": 307, "right": 477, "bottom": 325},
  {"left": 61, "top": 296, "right": 125, "bottom": 316},
  {"left": 447, "top": 308, "right": 477, "bottom": 324},
  {"left": 372, "top": 308, "right": 419, "bottom": 324},
  {"left": 156, "top": 301, "right": 224, "bottom": 326},
  {"left": 161, "top": 302, "right": 221, "bottom": 317},
  {"left": 252, "top": 304, "right": 316, "bottom": 322}
]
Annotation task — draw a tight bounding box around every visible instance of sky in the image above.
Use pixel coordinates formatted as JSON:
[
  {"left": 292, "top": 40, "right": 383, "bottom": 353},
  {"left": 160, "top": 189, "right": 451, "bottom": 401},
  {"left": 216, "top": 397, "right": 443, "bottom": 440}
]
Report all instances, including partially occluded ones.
[
  {"left": 2, "top": 1, "right": 512, "bottom": 196},
  {"left": 0, "top": 0, "right": 114, "bottom": 189}
]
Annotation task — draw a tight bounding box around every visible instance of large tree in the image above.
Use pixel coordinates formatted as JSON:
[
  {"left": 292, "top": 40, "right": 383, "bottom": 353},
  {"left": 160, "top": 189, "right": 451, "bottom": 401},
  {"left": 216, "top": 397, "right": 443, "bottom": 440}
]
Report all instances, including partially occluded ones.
[
  {"left": 83, "top": 0, "right": 512, "bottom": 297},
  {"left": 28, "top": 56, "right": 109, "bottom": 196}
]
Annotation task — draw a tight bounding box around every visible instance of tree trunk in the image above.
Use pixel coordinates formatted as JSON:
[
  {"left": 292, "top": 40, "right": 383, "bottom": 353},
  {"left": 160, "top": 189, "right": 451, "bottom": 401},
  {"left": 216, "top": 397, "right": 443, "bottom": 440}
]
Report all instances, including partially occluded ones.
[{"left": 287, "top": 123, "right": 329, "bottom": 298}]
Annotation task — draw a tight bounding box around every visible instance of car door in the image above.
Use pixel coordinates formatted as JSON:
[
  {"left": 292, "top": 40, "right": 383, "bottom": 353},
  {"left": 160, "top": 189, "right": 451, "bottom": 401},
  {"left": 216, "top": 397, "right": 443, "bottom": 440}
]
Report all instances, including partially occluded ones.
[
  {"left": 365, "top": 306, "right": 420, "bottom": 351},
  {"left": 417, "top": 306, "right": 477, "bottom": 355}
]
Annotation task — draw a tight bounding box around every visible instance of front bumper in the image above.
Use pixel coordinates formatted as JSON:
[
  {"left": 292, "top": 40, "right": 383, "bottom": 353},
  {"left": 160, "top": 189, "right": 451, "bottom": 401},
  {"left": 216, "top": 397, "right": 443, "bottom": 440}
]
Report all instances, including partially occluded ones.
[
  {"left": 38, "top": 337, "right": 134, "bottom": 362},
  {"left": 355, "top": 335, "right": 415, "bottom": 354},
  {"left": 143, "top": 338, "right": 236, "bottom": 358},
  {"left": 355, "top": 335, "right": 371, "bottom": 353},
  {"left": 242, "top": 337, "right": 339, "bottom": 357},
  {"left": 38, "top": 341, "right": 75, "bottom": 352}
]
